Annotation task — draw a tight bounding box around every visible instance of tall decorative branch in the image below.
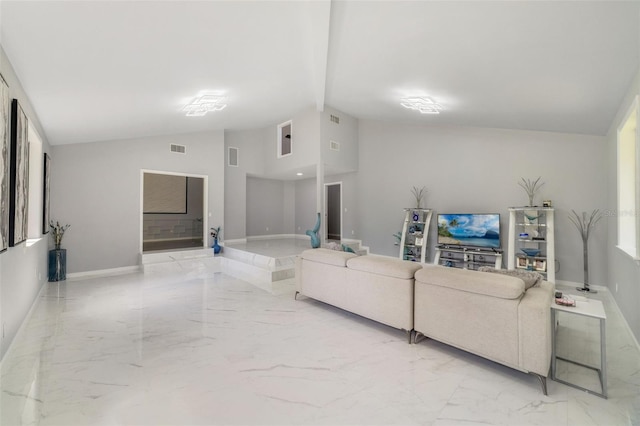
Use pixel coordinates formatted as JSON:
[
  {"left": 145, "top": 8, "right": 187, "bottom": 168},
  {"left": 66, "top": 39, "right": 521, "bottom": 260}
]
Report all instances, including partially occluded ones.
[
  {"left": 411, "top": 186, "right": 427, "bottom": 208},
  {"left": 518, "top": 177, "right": 544, "bottom": 207},
  {"left": 568, "top": 209, "right": 603, "bottom": 293}
]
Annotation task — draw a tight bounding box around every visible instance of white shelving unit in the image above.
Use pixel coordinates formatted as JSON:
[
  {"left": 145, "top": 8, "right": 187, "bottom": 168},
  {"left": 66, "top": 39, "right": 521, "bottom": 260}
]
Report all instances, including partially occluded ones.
[
  {"left": 434, "top": 246, "right": 502, "bottom": 270},
  {"left": 399, "top": 208, "right": 432, "bottom": 263},
  {"left": 507, "top": 207, "right": 555, "bottom": 283}
]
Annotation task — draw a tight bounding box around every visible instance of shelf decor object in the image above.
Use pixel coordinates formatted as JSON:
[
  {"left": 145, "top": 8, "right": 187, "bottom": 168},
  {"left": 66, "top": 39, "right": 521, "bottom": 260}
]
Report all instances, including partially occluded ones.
[
  {"left": 518, "top": 177, "right": 544, "bottom": 207},
  {"left": 569, "top": 209, "right": 603, "bottom": 293},
  {"left": 521, "top": 248, "right": 541, "bottom": 257},
  {"left": 411, "top": 186, "right": 426, "bottom": 209},
  {"left": 399, "top": 208, "right": 432, "bottom": 262},
  {"left": 508, "top": 207, "right": 555, "bottom": 283},
  {"left": 305, "top": 212, "right": 321, "bottom": 248}
]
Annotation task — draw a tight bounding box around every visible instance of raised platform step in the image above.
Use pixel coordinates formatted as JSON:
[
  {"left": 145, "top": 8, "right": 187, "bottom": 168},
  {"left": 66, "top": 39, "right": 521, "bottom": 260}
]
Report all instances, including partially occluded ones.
[
  {"left": 222, "top": 245, "right": 296, "bottom": 283},
  {"left": 140, "top": 248, "right": 222, "bottom": 274}
]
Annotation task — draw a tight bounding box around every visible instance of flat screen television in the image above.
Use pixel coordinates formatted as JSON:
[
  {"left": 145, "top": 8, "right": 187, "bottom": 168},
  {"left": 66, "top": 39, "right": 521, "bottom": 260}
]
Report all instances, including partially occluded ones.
[{"left": 437, "top": 213, "right": 501, "bottom": 249}]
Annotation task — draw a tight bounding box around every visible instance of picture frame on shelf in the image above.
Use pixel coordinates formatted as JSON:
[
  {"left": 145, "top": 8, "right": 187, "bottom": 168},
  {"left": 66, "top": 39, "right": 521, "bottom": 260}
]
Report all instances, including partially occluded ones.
[
  {"left": 517, "top": 256, "right": 529, "bottom": 269},
  {"left": 535, "top": 259, "right": 547, "bottom": 272}
]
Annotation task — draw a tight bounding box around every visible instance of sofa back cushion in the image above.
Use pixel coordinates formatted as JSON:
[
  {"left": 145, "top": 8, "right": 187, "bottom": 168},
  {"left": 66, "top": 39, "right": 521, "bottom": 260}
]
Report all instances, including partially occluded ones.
[
  {"left": 415, "top": 266, "right": 524, "bottom": 299},
  {"left": 347, "top": 256, "right": 423, "bottom": 279},
  {"left": 300, "top": 248, "right": 357, "bottom": 267}
]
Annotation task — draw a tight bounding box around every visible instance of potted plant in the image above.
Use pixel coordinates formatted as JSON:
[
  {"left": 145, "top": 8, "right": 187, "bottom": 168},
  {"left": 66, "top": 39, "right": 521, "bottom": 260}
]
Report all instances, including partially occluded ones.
[{"left": 49, "top": 220, "right": 70, "bottom": 250}]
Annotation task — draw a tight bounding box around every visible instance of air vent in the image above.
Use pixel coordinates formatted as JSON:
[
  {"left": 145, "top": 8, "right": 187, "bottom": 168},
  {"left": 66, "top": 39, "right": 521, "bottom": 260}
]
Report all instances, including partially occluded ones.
[
  {"left": 330, "top": 114, "right": 340, "bottom": 124},
  {"left": 329, "top": 140, "right": 340, "bottom": 151},
  {"left": 228, "top": 147, "right": 239, "bottom": 167},
  {"left": 170, "top": 144, "right": 186, "bottom": 154}
]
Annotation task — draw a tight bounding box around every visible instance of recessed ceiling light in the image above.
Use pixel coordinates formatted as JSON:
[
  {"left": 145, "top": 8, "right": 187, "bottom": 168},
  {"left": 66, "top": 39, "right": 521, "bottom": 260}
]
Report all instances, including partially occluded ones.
[
  {"left": 296, "top": 172, "right": 303, "bottom": 176},
  {"left": 183, "top": 93, "right": 227, "bottom": 116},
  {"left": 400, "top": 96, "right": 443, "bottom": 114}
]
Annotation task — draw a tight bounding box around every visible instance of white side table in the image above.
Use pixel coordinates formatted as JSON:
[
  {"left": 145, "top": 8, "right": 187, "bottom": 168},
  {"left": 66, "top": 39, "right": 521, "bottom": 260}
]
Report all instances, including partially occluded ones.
[{"left": 550, "top": 295, "right": 607, "bottom": 398}]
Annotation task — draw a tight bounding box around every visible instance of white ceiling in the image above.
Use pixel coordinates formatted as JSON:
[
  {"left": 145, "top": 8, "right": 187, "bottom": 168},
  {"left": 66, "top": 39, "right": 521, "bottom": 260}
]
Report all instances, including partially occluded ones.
[{"left": 0, "top": 1, "right": 638, "bottom": 146}]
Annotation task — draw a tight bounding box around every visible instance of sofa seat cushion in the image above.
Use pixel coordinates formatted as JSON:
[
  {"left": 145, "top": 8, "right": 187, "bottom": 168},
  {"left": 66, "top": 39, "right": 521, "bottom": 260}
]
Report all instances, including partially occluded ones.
[
  {"left": 347, "top": 256, "right": 423, "bottom": 279},
  {"left": 415, "top": 266, "right": 524, "bottom": 299},
  {"left": 300, "top": 248, "right": 357, "bottom": 267}
]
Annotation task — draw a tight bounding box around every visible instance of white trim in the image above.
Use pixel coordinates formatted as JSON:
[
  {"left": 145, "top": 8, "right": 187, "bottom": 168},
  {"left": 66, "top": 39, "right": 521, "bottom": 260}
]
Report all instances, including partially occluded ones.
[
  {"left": 557, "top": 280, "right": 640, "bottom": 353},
  {"left": 224, "top": 238, "right": 247, "bottom": 244},
  {"left": 66, "top": 265, "right": 141, "bottom": 281},
  {"left": 245, "top": 233, "right": 302, "bottom": 241},
  {"left": 616, "top": 95, "right": 640, "bottom": 257},
  {"left": 143, "top": 237, "right": 203, "bottom": 243},
  {"left": 228, "top": 146, "right": 239, "bottom": 167},
  {"left": 324, "top": 181, "right": 342, "bottom": 242},
  {"left": 0, "top": 282, "right": 46, "bottom": 364},
  {"left": 140, "top": 169, "right": 209, "bottom": 254},
  {"left": 608, "top": 288, "right": 640, "bottom": 353},
  {"left": 277, "top": 120, "right": 293, "bottom": 158}
]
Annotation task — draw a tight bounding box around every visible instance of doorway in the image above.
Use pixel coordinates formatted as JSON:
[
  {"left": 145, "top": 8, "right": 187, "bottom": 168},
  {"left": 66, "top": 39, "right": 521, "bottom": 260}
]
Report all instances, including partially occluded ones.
[
  {"left": 324, "top": 182, "right": 341, "bottom": 242},
  {"left": 140, "top": 170, "right": 208, "bottom": 252}
]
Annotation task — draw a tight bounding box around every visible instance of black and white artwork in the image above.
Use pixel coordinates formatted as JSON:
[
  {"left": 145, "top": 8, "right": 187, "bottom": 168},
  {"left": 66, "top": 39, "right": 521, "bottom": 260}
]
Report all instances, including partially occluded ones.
[
  {"left": 0, "top": 74, "right": 9, "bottom": 252},
  {"left": 9, "top": 98, "right": 29, "bottom": 246},
  {"left": 43, "top": 153, "right": 50, "bottom": 234}
]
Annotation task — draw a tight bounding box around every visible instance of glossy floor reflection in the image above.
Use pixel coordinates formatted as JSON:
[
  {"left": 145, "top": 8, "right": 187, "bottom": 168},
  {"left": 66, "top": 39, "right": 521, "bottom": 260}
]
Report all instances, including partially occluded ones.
[{"left": 1, "top": 271, "right": 639, "bottom": 425}]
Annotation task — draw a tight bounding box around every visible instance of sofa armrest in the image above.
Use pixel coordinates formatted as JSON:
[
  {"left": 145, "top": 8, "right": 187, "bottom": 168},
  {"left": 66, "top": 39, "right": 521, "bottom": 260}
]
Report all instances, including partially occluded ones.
[{"left": 518, "top": 281, "right": 554, "bottom": 376}]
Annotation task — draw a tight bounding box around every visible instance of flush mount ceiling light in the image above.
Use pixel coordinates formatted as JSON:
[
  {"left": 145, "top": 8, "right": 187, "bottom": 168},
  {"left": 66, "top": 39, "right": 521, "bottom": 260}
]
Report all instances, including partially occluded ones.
[
  {"left": 400, "top": 96, "right": 443, "bottom": 114},
  {"left": 183, "top": 94, "right": 227, "bottom": 116}
]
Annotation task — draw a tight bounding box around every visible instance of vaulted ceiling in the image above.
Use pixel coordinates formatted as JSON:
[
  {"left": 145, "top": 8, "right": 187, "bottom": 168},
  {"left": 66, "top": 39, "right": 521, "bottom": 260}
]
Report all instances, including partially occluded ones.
[{"left": 1, "top": 1, "right": 638, "bottom": 145}]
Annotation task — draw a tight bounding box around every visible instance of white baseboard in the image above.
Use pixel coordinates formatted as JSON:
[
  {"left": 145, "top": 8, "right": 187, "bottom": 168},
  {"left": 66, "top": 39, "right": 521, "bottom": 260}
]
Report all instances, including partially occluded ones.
[
  {"left": 555, "top": 279, "right": 640, "bottom": 353},
  {"left": 66, "top": 265, "right": 141, "bottom": 281},
  {"left": 555, "top": 279, "right": 607, "bottom": 292},
  {"left": 0, "top": 282, "right": 46, "bottom": 365}
]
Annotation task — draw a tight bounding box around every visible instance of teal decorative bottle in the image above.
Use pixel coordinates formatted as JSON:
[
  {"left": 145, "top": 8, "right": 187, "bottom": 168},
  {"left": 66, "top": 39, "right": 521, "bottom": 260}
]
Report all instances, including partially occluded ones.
[{"left": 212, "top": 239, "right": 221, "bottom": 254}]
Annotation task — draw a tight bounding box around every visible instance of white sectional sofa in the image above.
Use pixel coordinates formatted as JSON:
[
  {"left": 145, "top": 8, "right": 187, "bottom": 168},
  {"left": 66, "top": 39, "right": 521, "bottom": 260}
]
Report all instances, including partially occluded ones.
[
  {"left": 413, "top": 266, "right": 554, "bottom": 394},
  {"left": 295, "top": 248, "right": 422, "bottom": 341},
  {"left": 295, "top": 248, "right": 554, "bottom": 394}
]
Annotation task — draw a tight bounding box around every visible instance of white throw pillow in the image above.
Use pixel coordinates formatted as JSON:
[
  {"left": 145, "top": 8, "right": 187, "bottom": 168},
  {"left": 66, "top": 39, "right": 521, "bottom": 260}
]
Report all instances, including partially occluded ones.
[{"left": 477, "top": 267, "right": 542, "bottom": 290}]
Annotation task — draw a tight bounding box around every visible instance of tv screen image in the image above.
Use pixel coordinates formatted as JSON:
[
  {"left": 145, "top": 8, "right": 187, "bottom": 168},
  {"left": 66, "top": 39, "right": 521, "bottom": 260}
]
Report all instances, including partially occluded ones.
[{"left": 437, "top": 213, "right": 501, "bottom": 249}]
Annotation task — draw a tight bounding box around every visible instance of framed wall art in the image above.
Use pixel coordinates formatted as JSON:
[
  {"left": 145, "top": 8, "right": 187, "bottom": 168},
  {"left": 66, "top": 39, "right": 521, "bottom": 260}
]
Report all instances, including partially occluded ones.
[
  {"left": 43, "top": 153, "right": 50, "bottom": 234},
  {"left": 0, "top": 73, "right": 9, "bottom": 252},
  {"left": 9, "top": 98, "right": 29, "bottom": 247}
]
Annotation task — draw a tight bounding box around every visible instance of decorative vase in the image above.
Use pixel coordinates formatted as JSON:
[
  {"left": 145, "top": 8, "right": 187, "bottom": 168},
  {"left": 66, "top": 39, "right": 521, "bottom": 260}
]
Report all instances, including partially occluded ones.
[
  {"left": 48, "top": 249, "right": 66, "bottom": 281},
  {"left": 212, "top": 238, "right": 221, "bottom": 254}
]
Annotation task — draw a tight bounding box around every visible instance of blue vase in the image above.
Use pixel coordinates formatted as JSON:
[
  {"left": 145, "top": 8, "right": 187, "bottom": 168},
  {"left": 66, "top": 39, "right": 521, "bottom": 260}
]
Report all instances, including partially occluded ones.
[{"left": 212, "top": 239, "right": 221, "bottom": 254}]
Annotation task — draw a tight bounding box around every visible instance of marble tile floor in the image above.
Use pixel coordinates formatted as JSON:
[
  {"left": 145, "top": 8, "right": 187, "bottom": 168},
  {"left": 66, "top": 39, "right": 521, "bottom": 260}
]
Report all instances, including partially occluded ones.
[{"left": 1, "top": 270, "right": 639, "bottom": 425}]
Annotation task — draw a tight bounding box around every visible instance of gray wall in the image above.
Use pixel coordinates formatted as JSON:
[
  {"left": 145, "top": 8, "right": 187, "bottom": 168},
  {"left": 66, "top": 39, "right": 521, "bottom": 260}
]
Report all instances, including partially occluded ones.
[
  {"left": 246, "top": 177, "right": 295, "bottom": 236},
  {"left": 263, "top": 107, "right": 320, "bottom": 177},
  {"left": 356, "top": 120, "right": 608, "bottom": 286},
  {"left": 224, "top": 128, "right": 267, "bottom": 240},
  {"left": 51, "top": 130, "right": 224, "bottom": 273},
  {"left": 0, "top": 46, "right": 51, "bottom": 360},
  {"left": 295, "top": 177, "right": 317, "bottom": 235},
  {"left": 607, "top": 67, "right": 640, "bottom": 344},
  {"left": 321, "top": 106, "right": 359, "bottom": 174}
]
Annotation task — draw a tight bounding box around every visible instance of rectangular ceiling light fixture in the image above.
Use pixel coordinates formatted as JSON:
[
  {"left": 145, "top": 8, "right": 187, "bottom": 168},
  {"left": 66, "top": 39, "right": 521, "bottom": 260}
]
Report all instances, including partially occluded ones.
[
  {"left": 183, "top": 93, "right": 227, "bottom": 116},
  {"left": 400, "top": 96, "right": 443, "bottom": 114}
]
